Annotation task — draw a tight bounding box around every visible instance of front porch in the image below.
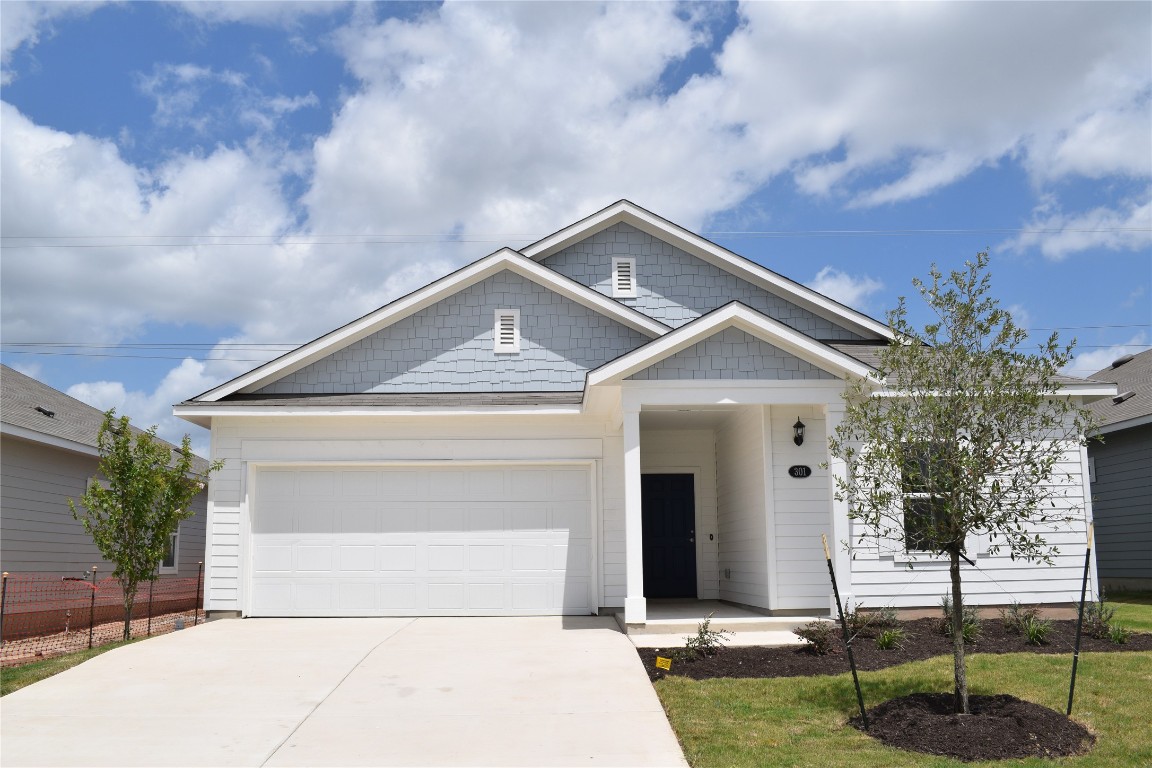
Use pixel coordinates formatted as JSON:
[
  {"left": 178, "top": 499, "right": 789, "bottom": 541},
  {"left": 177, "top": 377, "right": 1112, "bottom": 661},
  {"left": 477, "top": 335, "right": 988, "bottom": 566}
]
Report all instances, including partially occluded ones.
[{"left": 615, "top": 599, "right": 825, "bottom": 647}]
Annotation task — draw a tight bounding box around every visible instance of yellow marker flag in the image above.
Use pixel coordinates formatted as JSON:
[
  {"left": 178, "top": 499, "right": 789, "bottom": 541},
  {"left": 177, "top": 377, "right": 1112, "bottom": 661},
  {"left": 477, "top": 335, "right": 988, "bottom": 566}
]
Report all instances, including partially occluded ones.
[{"left": 655, "top": 656, "right": 672, "bottom": 670}]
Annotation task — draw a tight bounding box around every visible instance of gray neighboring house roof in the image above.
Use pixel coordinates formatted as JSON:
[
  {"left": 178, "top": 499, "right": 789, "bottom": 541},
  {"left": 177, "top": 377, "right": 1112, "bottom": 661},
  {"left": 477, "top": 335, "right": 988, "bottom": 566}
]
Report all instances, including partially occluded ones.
[
  {"left": 1086, "top": 348, "right": 1152, "bottom": 431},
  {"left": 2, "top": 364, "right": 209, "bottom": 473}
]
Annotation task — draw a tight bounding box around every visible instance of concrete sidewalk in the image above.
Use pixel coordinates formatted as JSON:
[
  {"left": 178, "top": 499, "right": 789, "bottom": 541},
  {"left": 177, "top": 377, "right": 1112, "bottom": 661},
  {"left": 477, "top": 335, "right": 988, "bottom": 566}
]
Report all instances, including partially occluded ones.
[{"left": 0, "top": 617, "right": 687, "bottom": 768}]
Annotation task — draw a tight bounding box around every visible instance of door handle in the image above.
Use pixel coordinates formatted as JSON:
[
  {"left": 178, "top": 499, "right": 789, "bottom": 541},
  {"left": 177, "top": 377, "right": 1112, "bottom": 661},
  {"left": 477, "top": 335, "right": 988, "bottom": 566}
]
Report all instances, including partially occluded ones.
[{"left": 689, "top": 537, "right": 695, "bottom": 543}]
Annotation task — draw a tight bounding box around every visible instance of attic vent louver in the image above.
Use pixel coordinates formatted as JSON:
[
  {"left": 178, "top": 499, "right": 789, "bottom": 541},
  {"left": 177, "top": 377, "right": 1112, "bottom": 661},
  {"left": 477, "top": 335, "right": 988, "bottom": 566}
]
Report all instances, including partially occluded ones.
[
  {"left": 1113, "top": 390, "right": 1136, "bottom": 405},
  {"left": 611, "top": 257, "right": 637, "bottom": 298},
  {"left": 494, "top": 309, "right": 520, "bottom": 354},
  {"left": 1111, "top": 354, "right": 1135, "bottom": 368},
  {"left": 34, "top": 406, "right": 55, "bottom": 418}
]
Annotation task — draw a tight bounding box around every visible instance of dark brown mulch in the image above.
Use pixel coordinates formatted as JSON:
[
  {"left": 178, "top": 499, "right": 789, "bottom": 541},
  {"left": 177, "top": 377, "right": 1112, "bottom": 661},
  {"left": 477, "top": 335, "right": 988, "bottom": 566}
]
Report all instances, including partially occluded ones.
[
  {"left": 851, "top": 692, "right": 1095, "bottom": 762},
  {"left": 637, "top": 618, "right": 1152, "bottom": 682}
]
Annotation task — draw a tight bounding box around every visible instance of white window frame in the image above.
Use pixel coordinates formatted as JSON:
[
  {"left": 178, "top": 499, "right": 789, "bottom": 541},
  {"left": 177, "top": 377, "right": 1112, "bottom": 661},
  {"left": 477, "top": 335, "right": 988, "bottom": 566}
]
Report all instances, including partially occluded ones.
[
  {"left": 159, "top": 525, "right": 179, "bottom": 574},
  {"left": 611, "top": 257, "right": 637, "bottom": 298},
  {"left": 494, "top": 309, "right": 520, "bottom": 354}
]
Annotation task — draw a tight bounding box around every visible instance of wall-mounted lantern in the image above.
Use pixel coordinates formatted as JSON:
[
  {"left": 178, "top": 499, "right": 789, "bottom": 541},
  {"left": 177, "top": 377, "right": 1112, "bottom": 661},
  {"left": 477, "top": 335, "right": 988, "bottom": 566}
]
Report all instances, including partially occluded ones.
[{"left": 793, "top": 418, "right": 806, "bottom": 446}]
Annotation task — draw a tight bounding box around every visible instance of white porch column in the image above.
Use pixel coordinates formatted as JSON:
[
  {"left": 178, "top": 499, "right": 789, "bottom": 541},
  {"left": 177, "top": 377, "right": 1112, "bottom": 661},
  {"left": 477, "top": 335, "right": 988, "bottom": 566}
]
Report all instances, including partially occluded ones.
[
  {"left": 623, "top": 407, "right": 646, "bottom": 624},
  {"left": 824, "top": 403, "right": 854, "bottom": 614}
]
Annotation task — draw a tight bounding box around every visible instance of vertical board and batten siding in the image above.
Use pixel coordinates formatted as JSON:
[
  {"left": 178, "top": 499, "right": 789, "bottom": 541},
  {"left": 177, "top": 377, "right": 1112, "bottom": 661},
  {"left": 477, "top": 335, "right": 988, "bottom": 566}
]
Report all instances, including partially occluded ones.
[
  {"left": 1089, "top": 424, "right": 1152, "bottom": 588},
  {"left": 639, "top": 429, "right": 720, "bottom": 599},
  {"left": 542, "top": 222, "right": 864, "bottom": 339},
  {"left": 848, "top": 437, "right": 1096, "bottom": 607},
  {"left": 0, "top": 436, "right": 207, "bottom": 579},
  {"left": 715, "top": 408, "right": 770, "bottom": 609},
  {"left": 254, "top": 270, "right": 647, "bottom": 395},
  {"left": 203, "top": 415, "right": 609, "bottom": 614},
  {"left": 769, "top": 407, "right": 835, "bottom": 610}
]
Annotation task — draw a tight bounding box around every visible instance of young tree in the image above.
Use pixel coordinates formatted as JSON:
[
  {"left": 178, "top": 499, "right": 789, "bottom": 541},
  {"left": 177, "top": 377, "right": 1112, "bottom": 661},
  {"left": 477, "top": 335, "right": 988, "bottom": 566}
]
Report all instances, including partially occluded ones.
[
  {"left": 70, "top": 411, "right": 221, "bottom": 640},
  {"left": 828, "top": 252, "right": 1095, "bottom": 714}
]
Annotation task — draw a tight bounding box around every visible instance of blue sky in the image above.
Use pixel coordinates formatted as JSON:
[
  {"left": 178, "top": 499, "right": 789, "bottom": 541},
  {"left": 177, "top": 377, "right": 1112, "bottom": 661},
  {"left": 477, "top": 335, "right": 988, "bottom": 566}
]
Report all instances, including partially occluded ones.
[{"left": 2, "top": 1, "right": 1149, "bottom": 454}]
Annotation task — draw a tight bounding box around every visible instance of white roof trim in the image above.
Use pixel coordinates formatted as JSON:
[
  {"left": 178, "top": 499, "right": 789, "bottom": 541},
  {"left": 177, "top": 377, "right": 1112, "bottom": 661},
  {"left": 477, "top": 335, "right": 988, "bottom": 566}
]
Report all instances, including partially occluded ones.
[
  {"left": 522, "top": 200, "right": 893, "bottom": 341},
  {"left": 195, "top": 249, "right": 669, "bottom": 401},
  {"left": 1092, "top": 412, "right": 1152, "bottom": 435},
  {"left": 586, "top": 303, "right": 879, "bottom": 386},
  {"left": 0, "top": 421, "right": 101, "bottom": 457}
]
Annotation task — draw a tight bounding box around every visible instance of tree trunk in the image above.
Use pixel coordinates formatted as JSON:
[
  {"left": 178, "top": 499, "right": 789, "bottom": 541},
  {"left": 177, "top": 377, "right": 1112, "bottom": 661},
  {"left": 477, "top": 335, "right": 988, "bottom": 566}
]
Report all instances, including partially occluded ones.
[
  {"left": 950, "top": 549, "right": 969, "bottom": 714},
  {"left": 122, "top": 582, "right": 138, "bottom": 642}
]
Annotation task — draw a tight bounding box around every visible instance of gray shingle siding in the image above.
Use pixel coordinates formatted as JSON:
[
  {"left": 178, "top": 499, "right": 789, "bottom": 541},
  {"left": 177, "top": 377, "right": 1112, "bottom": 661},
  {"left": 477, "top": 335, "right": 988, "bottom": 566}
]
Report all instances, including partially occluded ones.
[
  {"left": 543, "top": 222, "right": 863, "bottom": 340},
  {"left": 627, "top": 328, "right": 838, "bottom": 381},
  {"left": 257, "top": 270, "right": 648, "bottom": 394},
  {"left": 1089, "top": 424, "right": 1152, "bottom": 589}
]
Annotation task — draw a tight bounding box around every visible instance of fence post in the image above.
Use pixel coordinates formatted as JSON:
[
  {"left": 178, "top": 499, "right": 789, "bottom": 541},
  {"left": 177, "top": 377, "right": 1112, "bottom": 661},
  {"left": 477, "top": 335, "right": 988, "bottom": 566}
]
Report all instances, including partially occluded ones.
[
  {"left": 147, "top": 575, "right": 155, "bottom": 637},
  {"left": 88, "top": 566, "right": 98, "bottom": 649},
  {"left": 195, "top": 562, "right": 203, "bottom": 626},
  {"left": 1, "top": 572, "right": 8, "bottom": 649}
]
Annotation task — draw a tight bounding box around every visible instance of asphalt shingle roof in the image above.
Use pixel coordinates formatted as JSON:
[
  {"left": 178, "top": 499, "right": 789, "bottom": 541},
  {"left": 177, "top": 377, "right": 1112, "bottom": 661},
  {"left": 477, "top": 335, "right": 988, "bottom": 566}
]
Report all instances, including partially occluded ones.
[
  {"left": 2, "top": 365, "right": 209, "bottom": 471},
  {"left": 1085, "top": 348, "right": 1152, "bottom": 428}
]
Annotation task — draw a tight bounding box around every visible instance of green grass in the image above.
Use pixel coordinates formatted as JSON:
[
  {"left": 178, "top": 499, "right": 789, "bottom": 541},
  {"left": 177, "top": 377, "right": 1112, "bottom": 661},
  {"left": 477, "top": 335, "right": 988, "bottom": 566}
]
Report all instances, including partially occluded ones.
[
  {"left": 1108, "top": 590, "right": 1152, "bottom": 634},
  {"left": 1, "top": 639, "right": 141, "bottom": 697}
]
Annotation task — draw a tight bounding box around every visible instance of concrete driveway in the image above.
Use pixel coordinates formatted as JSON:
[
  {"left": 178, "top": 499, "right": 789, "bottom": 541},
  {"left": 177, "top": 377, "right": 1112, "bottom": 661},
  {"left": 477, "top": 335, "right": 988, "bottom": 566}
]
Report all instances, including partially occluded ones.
[{"left": 1, "top": 616, "right": 687, "bottom": 767}]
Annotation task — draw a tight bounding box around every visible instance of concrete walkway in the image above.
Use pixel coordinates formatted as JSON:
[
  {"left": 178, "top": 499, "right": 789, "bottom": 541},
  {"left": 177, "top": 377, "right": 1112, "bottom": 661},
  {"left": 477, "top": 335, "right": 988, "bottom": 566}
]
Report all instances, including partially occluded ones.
[{"left": 1, "top": 617, "right": 687, "bottom": 768}]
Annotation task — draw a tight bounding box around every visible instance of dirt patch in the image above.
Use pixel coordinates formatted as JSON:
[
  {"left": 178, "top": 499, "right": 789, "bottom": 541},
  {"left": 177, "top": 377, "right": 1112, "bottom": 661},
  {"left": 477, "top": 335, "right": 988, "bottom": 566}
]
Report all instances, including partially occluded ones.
[
  {"left": 853, "top": 692, "right": 1095, "bottom": 762},
  {"left": 637, "top": 618, "right": 1152, "bottom": 681}
]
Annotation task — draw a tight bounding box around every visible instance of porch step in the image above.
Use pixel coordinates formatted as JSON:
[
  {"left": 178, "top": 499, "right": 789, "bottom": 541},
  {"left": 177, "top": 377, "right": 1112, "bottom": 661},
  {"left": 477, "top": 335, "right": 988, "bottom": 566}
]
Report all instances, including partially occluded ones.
[{"left": 619, "top": 613, "right": 826, "bottom": 636}]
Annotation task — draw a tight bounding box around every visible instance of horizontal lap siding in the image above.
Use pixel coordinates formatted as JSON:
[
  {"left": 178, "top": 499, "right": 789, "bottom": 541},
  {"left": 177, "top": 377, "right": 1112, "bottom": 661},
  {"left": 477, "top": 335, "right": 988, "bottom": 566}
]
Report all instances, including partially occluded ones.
[{"left": 1089, "top": 424, "right": 1152, "bottom": 586}]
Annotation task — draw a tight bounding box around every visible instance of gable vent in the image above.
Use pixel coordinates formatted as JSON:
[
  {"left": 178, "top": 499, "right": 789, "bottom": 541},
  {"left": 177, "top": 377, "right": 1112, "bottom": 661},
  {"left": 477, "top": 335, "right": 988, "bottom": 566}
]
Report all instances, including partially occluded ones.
[
  {"left": 494, "top": 309, "right": 520, "bottom": 354},
  {"left": 611, "top": 257, "right": 637, "bottom": 298}
]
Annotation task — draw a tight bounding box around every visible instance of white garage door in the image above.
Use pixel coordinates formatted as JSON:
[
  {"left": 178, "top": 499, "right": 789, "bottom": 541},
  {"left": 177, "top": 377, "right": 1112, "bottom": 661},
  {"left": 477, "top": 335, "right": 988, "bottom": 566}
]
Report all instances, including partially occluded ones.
[{"left": 248, "top": 465, "right": 593, "bottom": 616}]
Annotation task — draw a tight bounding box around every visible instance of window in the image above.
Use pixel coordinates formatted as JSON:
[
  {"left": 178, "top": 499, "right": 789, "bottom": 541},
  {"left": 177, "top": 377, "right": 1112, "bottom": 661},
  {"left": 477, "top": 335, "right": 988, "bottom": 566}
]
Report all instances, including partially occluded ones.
[
  {"left": 611, "top": 257, "right": 637, "bottom": 298},
  {"left": 159, "top": 527, "right": 179, "bottom": 574},
  {"left": 494, "top": 309, "right": 520, "bottom": 353},
  {"left": 901, "top": 445, "right": 948, "bottom": 552}
]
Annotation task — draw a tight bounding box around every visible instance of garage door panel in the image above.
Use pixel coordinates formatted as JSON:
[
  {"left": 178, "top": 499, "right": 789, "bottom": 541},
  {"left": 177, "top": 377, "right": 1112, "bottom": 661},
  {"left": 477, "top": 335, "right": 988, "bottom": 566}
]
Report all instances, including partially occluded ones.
[{"left": 250, "top": 465, "right": 592, "bottom": 617}]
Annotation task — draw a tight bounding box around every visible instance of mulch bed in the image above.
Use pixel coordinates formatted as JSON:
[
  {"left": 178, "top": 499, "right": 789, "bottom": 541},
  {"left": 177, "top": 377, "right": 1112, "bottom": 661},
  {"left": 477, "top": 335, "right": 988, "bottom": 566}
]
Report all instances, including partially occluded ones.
[
  {"left": 638, "top": 618, "right": 1150, "bottom": 763},
  {"left": 636, "top": 618, "right": 1152, "bottom": 682},
  {"left": 853, "top": 692, "right": 1095, "bottom": 762}
]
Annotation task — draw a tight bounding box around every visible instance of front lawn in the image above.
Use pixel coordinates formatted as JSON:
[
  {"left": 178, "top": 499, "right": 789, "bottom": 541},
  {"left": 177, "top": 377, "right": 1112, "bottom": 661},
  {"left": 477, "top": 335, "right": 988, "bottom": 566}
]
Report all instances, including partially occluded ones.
[
  {"left": 0, "top": 639, "right": 140, "bottom": 697},
  {"left": 1109, "top": 590, "right": 1152, "bottom": 634}
]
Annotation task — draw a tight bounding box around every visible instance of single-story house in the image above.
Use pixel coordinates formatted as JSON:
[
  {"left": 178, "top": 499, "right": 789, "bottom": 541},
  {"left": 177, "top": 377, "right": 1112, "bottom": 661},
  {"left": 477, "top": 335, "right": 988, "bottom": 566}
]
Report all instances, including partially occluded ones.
[
  {"left": 1, "top": 364, "right": 209, "bottom": 580},
  {"left": 1086, "top": 349, "right": 1152, "bottom": 591},
  {"left": 174, "top": 201, "right": 1112, "bottom": 624}
]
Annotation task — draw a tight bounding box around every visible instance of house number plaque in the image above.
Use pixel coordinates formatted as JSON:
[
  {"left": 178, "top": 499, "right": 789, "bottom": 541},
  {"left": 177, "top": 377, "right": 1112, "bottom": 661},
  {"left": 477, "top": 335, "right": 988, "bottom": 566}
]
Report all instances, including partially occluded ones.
[{"left": 788, "top": 465, "right": 812, "bottom": 479}]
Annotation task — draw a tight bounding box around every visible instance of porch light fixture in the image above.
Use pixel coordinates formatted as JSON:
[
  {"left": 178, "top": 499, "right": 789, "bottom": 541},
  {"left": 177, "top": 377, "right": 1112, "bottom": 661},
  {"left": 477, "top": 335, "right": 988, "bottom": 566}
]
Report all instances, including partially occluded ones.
[{"left": 793, "top": 418, "right": 806, "bottom": 446}]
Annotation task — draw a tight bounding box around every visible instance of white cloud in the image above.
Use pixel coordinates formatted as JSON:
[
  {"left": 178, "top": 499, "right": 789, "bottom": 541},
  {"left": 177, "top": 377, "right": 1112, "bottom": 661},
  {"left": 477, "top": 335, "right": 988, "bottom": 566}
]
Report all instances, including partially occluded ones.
[
  {"left": 171, "top": 1, "right": 349, "bottom": 28},
  {"left": 1064, "top": 334, "right": 1150, "bottom": 379},
  {"left": 1005, "top": 197, "right": 1152, "bottom": 260},
  {"left": 0, "top": 1, "right": 106, "bottom": 83},
  {"left": 805, "top": 267, "right": 884, "bottom": 311}
]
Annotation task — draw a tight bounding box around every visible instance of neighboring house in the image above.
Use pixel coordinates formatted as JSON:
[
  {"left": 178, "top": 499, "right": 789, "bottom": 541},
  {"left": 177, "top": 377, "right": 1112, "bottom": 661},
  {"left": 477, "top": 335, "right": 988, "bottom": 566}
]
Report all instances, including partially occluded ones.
[
  {"left": 1086, "top": 349, "right": 1152, "bottom": 591},
  {"left": 174, "top": 201, "right": 1113, "bottom": 624},
  {"left": 1, "top": 365, "right": 209, "bottom": 580}
]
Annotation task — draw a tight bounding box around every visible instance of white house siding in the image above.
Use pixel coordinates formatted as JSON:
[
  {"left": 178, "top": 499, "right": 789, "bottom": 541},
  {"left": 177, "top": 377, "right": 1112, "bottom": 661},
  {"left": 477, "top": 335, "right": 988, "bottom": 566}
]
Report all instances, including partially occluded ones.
[
  {"left": 543, "top": 223, "right": 864, "bottom": 339},
  {"left": 715, "top": 408, "right": 770, "bottom": 609},
  {"left": 848, "top": 438, "right": 1097, "bottom": 608},
  {"left": 204, "top": 414, "right": 610, "bottom": 615},
  {"left": 0, "top": 435, "right": 207, "bottom": 579},
  {"left": 639, "top": 429, "right": 720, "bottom": 599},
  {"left": 769, "top": 407, "right": 835, "bottom": 611}
]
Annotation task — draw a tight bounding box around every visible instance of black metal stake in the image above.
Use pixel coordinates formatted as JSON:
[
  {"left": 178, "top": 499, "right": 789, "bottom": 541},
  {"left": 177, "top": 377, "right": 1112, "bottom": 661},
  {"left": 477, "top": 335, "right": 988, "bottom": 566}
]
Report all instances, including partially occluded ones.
[
  {"left": 147, "top": 576, "right": 155, "bottom": 637},
  {"left": 195, "top": 562, "right": 203, "bottom": 626},
  {"left": 88, "top": 566, "right": 97, "bottom": 649},
  {"left": 1068, "top": 523, "right": 1094, "bottom": 716},
  {"left": 823, "top": 534, "right": 868, "bottom": 730},
  {"left": 1, "top": 572, "right": 9, "bottom": 650}
]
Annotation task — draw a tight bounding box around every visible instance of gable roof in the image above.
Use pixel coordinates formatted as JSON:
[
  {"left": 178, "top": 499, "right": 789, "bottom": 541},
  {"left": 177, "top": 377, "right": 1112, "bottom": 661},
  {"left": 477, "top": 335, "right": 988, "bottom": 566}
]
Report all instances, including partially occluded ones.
[
  {"left": 587, "top": 302, "right": 880, "bottom": 386},
  {"left": 1086, "top": 348, "right": 1152, "bottom": 432},
  {"left": 194, "top": 247, "right": 670, "bottom": 402},
  {"left": 522, "top": 200, "right": 894, "bottom": 341},
  {"left": 1, "top": 365, "right": 209, "bottom": 470}
]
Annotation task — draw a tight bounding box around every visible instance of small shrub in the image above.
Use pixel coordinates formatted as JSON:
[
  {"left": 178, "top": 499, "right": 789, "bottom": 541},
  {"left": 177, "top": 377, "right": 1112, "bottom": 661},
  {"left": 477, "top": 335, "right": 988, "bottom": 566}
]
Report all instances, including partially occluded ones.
[
  {"left": 940, "top": 594, "right": 982, "bottom": 644},
  {"left": 844, "top": 605, "right": 900, "bottom": 638},
  {"left": 1022, "top": 616, "right": 1052, "bottom": 646},
  {"left": 1108, "top": 624, "right": 1131, "bottom": 645},
  {"left": 1000, "top": 601, "right": 1042, "bottom": 635},
  {"left": 681, "top": 612, "right": 732, "bottom": 658},
  {"left": 795, "top": 620, "right": 837, "bottom": 655},
  {"left": 1083, "top": 593, "right": 1117, "bottom": 639},
  {"left": 876, "top": 627, "right": 907, "bottom": 651}
]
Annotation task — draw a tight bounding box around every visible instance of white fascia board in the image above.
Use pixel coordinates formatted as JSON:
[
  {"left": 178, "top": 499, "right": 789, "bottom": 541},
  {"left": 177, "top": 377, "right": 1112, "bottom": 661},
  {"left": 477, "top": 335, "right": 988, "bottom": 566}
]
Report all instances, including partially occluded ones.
[
  {"left": 522, "top": 200, "right": 893, "bottom": 341},
  {"left": 1092, "top": 413, "right": 1152, "bottom": 435},
  {"left": 0, "top": 421, "right": 100, "bottom": 457},
  {"left": 172, "top": 405, "right": 584, "bottom": 419},
  {"left": 586, "top": 303, "right": 878, "bottom": 386},
  {"left": 194, "top": 248, "right": 667, "bottom": 401}
]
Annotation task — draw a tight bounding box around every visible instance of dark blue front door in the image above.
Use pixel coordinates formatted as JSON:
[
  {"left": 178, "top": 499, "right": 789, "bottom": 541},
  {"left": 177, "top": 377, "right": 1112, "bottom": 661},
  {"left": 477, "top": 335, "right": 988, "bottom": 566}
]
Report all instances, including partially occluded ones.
[{"left": 641, "top": 474, "right": 697, "bottom": 598}]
